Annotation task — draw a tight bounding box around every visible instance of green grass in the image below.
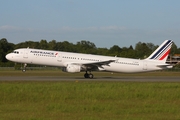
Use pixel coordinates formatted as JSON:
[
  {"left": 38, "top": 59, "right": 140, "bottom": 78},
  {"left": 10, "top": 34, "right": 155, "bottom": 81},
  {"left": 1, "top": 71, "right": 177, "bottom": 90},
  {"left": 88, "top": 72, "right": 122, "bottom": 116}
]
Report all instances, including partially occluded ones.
[{"left": 1, "top": 81, "right": 180, "bottom": 120}]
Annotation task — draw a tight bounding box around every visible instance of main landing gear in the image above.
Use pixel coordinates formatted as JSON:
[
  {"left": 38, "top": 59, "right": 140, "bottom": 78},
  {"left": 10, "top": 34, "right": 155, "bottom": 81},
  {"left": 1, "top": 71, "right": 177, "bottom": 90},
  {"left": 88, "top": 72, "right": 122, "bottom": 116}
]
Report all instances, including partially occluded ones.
[{"left": 84, "top": 71, "right": 94, "bottom": 79}]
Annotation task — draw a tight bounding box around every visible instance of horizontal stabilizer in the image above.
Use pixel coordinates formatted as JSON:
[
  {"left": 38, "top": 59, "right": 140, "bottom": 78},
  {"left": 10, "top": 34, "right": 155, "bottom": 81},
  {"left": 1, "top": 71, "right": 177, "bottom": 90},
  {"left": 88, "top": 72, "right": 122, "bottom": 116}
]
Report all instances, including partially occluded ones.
[{"left": 156, "top": 65, "right": 173, "bottom": 69}]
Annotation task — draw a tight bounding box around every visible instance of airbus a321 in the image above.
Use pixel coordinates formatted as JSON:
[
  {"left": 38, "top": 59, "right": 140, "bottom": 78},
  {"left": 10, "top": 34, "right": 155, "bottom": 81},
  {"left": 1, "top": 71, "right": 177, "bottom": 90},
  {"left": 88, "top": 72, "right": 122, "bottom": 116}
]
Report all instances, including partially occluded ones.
[{"left": 6, "top": 40, "right": 173, "bottom": 78}]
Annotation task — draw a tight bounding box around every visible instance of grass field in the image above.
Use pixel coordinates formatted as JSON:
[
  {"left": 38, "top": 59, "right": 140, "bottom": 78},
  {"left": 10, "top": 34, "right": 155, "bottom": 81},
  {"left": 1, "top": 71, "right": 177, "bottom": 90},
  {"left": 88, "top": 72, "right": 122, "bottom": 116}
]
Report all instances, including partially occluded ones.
[{"left": 0, "top": 70, "right": 180, "bottom": 120}]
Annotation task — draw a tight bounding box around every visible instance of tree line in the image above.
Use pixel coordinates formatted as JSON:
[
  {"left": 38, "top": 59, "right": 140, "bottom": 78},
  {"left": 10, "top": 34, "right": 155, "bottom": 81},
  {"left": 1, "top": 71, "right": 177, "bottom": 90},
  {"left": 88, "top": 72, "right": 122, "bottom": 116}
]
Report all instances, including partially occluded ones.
[{"left": 0, "top": 38, "right": 180, "bottom": 67}]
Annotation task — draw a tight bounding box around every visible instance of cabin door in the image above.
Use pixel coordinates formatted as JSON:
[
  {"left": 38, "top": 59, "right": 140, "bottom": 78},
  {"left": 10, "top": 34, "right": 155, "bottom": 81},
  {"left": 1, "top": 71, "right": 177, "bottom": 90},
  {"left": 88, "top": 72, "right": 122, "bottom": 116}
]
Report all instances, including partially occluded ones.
[
  {"left": 143, "top": 61, "right": 147, "bottom": 70},
  {"left": 23, "top": 49, "right": 28, "bottom": 58},
  {"left": 57, "top": 53, "right": 62, "bottom": 62}
]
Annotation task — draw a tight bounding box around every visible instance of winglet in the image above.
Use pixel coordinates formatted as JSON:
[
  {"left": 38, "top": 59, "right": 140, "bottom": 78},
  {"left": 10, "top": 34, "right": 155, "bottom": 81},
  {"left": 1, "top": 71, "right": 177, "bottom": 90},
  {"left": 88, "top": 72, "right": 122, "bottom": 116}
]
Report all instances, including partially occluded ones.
[{"left": 146, "top": 40, "right": 173, "bottom": 62}]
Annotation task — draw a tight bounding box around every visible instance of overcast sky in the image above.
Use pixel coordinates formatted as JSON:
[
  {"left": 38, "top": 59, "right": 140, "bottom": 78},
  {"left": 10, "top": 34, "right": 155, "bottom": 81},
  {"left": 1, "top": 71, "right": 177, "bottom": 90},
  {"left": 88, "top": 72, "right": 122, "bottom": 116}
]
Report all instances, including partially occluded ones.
[{"left": 0, "top": 0, "right": 180, "bottom": 48}]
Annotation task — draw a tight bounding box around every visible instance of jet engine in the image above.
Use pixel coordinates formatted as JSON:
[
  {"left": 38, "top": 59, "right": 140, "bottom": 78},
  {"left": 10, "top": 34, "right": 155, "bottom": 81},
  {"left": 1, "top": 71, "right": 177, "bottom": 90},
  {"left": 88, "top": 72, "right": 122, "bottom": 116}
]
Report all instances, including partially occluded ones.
[{"left": 62, "top": 64, "right": 81, "bottom": 73}]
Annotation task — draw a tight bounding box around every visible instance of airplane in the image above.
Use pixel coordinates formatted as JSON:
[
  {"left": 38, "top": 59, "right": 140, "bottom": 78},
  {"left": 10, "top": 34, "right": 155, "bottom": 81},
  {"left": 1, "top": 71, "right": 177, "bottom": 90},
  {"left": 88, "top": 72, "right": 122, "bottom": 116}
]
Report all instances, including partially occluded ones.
[{"left": 6, "top": 40, "right": 173, "bottom": 79}]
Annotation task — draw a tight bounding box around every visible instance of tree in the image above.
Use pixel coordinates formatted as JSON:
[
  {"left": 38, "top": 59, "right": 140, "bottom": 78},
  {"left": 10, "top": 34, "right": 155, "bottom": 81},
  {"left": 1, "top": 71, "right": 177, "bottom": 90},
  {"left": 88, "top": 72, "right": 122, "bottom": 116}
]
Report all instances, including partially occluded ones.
[
  {"left": 146, "top": 43, "right": 157, "bottom": 52},
  {"left": 170, "top": 42, "right": 178, "bottom": 55},
  {"left": 75, "top": 40, "right": 97, "bottom": 54},
  {"left": 48, "top": 40, "right": 57, "bottom": 50},
  {"left": 129, "top": 45, "right": 133, "bottom": 50},
  {"left": 56, "top": 41, "right": 75, "bottom": 52},
  {"left": 39, "top": 39, "right": 48, "bottom": 49},
  {"left": 109, "top": 45, "right": 121, "bottom": 56},
  {"left": 0, "top": 38, "right": 14, "bottom": 62},
  {"left": 96, "top": 48, "right": 109, "bottom": 56},
  {"left": 124, "top": 45, "right": 136, "bottom": 58},
  {"left": 119, "top": 47, "right": 128, "bottom": 57},
  {"left": 135, "top": 42, "right": 152, "bottom": 59},
  {"left": 15, "top": 41, "right": 40, "bottom": 49}
]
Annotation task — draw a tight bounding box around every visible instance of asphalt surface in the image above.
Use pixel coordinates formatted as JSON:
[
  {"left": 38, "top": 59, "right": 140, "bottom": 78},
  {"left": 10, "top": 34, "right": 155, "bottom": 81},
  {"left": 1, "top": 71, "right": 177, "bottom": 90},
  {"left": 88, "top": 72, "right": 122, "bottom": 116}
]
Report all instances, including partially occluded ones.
[{"left": 0, "top": 76, "right": 180, "bottom": 82}]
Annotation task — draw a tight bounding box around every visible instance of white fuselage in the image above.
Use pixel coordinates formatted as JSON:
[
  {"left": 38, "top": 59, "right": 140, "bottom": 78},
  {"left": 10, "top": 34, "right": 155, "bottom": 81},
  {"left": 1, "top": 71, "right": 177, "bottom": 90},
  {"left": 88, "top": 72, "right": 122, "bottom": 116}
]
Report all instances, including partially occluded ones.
[{"left": 6, "top": 48, "right": 168, "bottom": 73}]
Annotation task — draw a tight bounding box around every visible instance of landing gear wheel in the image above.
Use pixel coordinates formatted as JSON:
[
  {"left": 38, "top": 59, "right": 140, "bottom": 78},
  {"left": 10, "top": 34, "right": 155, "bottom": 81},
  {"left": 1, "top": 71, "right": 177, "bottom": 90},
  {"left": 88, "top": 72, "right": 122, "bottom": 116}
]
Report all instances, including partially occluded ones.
[
  {"left": 84, "top": 73, "right": 89, "bottom": 78},
  {"left": 89, "top": 73, "right": 94, "bottom": 79},
  {"left": 84, "top": 71, "right": 94, "bottom": 79},
  {"left": 22, "top": 63, "right": 27, "bottom": 72}
]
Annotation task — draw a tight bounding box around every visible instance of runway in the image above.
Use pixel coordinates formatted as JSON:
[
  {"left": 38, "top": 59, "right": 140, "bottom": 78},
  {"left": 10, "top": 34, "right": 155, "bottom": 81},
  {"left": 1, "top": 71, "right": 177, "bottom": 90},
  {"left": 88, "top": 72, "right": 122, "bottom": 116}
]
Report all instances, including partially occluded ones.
[{"left": 0, "top": 76, "right": 180, "bottom": 82}]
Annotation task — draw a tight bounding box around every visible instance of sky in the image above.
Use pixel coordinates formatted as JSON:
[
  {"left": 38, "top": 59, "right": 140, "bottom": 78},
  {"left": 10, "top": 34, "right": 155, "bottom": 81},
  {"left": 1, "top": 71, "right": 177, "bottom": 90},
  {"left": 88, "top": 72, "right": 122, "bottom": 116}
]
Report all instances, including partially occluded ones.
[{"left": 0, "top": 0, "right": 180, "bottom": 48}]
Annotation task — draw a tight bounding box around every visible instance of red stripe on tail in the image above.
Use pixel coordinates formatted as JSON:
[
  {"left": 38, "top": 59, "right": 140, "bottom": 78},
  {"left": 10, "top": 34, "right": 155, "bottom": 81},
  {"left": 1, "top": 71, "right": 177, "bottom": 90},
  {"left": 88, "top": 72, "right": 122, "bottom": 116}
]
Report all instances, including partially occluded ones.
[{"left": 159, "top": 49, "right": 170, "bottom": 60}]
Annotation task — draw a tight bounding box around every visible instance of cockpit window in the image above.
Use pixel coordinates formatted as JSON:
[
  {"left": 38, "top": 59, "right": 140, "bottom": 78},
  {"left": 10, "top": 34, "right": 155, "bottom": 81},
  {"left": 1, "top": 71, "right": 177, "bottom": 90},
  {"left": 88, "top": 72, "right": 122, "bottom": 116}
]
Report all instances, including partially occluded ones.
[{"left": 13, "top": 51, "right": 19, "bottom": 54}]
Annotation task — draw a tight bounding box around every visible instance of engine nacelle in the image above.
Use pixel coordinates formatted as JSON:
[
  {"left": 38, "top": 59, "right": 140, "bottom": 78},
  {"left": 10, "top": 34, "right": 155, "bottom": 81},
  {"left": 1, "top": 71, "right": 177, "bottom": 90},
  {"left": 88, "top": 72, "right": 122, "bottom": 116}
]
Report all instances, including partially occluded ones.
[{"left": 62, "top": 64, "right": 81, "bottom": 73}]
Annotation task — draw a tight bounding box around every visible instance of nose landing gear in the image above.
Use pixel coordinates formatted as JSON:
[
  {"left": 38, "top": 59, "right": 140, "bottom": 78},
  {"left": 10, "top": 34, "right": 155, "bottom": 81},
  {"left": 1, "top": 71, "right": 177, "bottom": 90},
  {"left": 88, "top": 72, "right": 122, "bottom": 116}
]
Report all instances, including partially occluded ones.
[
  {"left": 84, "top": 71, "right": 94, "bottom": 79},
  {"left": 22, "top": 63, "right": 27, "bottom": 72}
]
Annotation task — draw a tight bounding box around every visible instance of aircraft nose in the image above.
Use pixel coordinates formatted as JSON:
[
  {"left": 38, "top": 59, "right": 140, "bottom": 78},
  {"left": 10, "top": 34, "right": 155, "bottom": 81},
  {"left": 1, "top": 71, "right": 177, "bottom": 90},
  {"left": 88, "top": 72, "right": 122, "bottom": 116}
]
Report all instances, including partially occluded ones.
[{"left": 6, "top": 54, "right": 12, "bottom": 60}]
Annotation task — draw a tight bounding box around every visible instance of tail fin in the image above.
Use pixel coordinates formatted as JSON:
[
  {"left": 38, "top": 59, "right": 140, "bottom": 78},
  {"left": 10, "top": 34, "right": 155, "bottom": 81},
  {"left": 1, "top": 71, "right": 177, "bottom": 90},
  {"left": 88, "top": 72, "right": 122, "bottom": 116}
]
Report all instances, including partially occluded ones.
[{"left": 146, "top": 40, "right": 173, "bottom": 62}]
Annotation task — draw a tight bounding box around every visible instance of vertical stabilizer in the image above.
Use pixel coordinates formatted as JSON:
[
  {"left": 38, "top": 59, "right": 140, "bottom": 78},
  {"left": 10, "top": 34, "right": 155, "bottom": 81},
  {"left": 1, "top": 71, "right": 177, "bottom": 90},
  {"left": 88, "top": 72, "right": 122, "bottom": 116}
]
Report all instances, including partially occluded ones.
[{"left": 146, "top": 40, "right": 173, "bottom": 62}]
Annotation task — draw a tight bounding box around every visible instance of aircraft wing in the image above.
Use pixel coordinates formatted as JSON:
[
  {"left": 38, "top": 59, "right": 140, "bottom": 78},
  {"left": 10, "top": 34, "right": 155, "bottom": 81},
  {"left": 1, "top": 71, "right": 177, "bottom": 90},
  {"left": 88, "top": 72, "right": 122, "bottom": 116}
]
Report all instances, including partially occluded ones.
[
  {"left": 83, "top": 60, "right": 115, "bottom": 66},
  {"left": 72, "top": 60, "right": 116, "bottom": 70}
]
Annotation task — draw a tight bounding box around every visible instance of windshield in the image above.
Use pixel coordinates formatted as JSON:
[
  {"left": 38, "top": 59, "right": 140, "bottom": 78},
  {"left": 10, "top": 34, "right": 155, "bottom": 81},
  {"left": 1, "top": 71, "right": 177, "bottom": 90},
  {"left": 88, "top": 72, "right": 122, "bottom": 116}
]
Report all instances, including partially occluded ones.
[{"left": 12, "top": 51, "right": 19, "bottom": 54}]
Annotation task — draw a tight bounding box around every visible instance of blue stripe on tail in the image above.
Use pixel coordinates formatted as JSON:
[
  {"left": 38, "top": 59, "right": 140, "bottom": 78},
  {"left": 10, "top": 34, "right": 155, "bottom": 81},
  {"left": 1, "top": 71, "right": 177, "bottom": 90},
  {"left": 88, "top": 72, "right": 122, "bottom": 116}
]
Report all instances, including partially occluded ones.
[{"left": 150, "top": 40, "right": 172, "bottom": 60}]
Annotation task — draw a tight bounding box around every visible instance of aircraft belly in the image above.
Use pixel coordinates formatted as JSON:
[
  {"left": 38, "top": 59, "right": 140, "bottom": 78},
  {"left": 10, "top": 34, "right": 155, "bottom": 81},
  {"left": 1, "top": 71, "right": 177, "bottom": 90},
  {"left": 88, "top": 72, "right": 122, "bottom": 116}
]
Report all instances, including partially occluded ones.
[{"left": 103, "top": 63, "right": 143, "bottom": 73}]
